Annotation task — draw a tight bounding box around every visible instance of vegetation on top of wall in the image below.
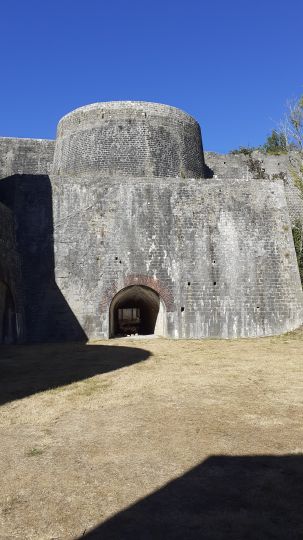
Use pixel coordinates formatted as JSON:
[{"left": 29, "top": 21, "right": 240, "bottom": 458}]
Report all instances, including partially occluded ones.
[
  {"left": 229, "top": 132, "right": 289, "bottom": 156},
  {"left": 229, "top": 95, "right": 303, "bottom": 195},
  {"left": 291, "top": 163, "right": 303, "bottom": 199},
  {"left": 230, "top": 94, "right": 303, "bottom": 154},
  {"left": 229, "top": 146, "right": 257, "bottom": 155},
  {"left": 272, "top": 171, "right": 287, "bottom": 182},
  {"left": 247, "top": 156, "right": 269, "bottom": 180},
  {"left": 262, "top": 130, "right": 288, "bottom": 155}
]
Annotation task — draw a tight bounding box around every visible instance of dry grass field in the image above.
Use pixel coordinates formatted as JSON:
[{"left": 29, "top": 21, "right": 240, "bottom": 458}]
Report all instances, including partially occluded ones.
[{"left": 1, "top": 331, "right": 303, "bottom": 539}]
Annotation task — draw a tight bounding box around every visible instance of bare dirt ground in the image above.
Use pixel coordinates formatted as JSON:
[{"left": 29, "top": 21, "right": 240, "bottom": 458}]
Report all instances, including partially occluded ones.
[{"left": 0, "top": 331, "right": 303, "bottom": 539}]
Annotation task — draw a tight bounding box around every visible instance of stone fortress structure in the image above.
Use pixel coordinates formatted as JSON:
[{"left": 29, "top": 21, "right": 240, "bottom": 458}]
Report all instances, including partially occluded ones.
[{"left": 1, "top": 101, "right": 303, "bottom": 343}]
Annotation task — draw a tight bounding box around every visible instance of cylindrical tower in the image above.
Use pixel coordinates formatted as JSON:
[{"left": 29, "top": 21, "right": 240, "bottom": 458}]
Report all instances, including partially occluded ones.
[{"left": 52, "top": 101, "right": 205, "bottom": 178}]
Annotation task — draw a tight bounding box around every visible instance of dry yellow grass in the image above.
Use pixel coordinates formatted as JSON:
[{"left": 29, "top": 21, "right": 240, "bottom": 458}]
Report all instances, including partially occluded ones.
[{"left": 0, "top": 331, "right": 303, "bottom": 539}]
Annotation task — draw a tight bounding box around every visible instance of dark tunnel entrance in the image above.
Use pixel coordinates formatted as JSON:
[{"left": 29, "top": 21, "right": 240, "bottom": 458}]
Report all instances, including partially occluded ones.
[
  {"left": 0, "top": 282, "right": 17, "bottom": 344},
  {"left": 109, "top": 285, "right": 166, "bottom": 338}
]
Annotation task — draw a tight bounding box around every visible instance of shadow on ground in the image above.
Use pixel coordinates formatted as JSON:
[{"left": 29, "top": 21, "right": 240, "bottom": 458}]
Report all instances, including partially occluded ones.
[
  {"left": 81, "top": 454, "right": 303, "bottom": 539},
  {"left": 0, "top": 343, "right": 150, "bottom": 405}
]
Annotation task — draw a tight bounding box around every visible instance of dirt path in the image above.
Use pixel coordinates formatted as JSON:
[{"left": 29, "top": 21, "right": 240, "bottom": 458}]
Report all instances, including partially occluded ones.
[{"left": 0, "top": 333, "right": 303, "bottom": 539}]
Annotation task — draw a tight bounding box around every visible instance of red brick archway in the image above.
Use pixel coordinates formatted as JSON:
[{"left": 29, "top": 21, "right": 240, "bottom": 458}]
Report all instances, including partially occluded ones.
[{"left": 101, "top": 275, "right": 174, "bottom": 315}]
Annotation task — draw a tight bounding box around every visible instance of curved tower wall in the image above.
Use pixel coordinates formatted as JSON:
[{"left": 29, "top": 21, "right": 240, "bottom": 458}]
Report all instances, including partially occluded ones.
[{"left": 52, "top": 102, "right": 205, "bottom": 178}]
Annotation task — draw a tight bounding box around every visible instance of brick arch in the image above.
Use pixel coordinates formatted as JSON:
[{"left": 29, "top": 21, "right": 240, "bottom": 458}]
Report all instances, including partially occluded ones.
[
  {"left": 109, "top": 285, "right": 164, "bottom": 338},
  {"left": 100, "top": 275, "right": 174, "bottom": 313}
]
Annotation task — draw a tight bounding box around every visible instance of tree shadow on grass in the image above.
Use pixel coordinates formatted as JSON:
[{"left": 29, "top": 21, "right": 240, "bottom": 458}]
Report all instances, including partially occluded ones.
[
  {"left": 80, "top": 454, "right": 303, "bottom": 540},
  {"left": 0, "top": 343, "right": 150, "bottom": 406}
]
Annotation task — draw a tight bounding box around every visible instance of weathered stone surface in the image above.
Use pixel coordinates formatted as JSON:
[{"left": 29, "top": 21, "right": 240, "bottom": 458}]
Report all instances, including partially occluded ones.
[
  {"left": 0, "top": 175, "right": 86, "bottom": 342},
  {"left": 204, "top": 150, "right": 303, "bottom": 226},
  {"left": 1, "top": 101, "right": 303, "bottom": 342},
  {"left": 0, "top": 138, "right": 54, "bottom": 180},
  {"left": 51, "top": 174, "right": 303, "bottom": 339},
  {"left": 53, "top": 102, "right": 205, "bottom": 179}
]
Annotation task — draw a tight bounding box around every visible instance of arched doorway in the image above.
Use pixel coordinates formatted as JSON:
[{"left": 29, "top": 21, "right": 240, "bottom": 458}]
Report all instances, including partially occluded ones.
[
  {"left": 109, "top": 285, "right": 166, "bottom": 338},
  {"left": 0, "top": 281, "right": 17, "bottom": 344}
]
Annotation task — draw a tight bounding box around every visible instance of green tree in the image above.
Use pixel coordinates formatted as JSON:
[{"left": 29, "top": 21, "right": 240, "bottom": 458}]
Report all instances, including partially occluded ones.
[{"left": 263, "top": 130, "right": 287, "bottom": 154}]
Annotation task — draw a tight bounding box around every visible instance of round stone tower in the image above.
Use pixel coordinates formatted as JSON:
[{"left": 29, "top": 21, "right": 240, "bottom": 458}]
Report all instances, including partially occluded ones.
[{"left": 52, "top": 101, "right": 205, "bottom": 178}]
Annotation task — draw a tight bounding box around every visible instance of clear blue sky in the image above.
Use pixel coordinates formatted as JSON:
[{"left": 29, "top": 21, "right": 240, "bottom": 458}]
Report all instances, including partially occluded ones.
[{"left": 1, "top": 0, "right": 302, "bottom": 152}]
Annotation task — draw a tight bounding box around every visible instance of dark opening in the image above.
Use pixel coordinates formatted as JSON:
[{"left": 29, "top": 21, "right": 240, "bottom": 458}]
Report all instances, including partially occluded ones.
[
  {"left": 110, "top": 285, "right": 161, "bottom": 337},
  {"left": 0, "top": 282, "right": 17, "bottom": 344}
]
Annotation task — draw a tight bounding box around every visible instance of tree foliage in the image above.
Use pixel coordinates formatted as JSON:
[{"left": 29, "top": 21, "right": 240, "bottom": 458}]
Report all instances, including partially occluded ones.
[
  {"left": 261, "top": 95, "right": 303, "bottom": 191},
  {"left": 229, "top": 146, "right": 255, "bottom": 155},
  {"left": 263, "top": 130, "right": 287, "bottom": 155},
  {"left": 285, "top": 95, "right": 303, "bottom": 152},
  {"left": 282, "top": 95, "right": 303, "bottom": 197}
]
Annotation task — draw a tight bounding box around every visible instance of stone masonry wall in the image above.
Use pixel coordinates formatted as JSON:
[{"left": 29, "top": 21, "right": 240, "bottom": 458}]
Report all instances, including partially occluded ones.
[
  {"left": 53, "top": 102, "right": 205, "bottom": 179},
  {"left": 51, "top": 174, "right": 303, "bottom": 340},
  {"left": 1, "top": 101, "right": 303, "bottom": 342},
  {"left": 204, "top": 150, "right": 303, "bottom": 226},
  {"left": 0, "top": 138, "right": 54, "bottom": 180},
  {"left": 0, "top": 175, "right": 86, "bottom": 342}
]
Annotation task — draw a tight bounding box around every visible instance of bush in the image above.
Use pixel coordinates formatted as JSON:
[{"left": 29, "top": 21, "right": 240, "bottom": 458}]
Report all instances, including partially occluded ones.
[{"left": 229, "top": 146, "right": 256, "bottom": 155}]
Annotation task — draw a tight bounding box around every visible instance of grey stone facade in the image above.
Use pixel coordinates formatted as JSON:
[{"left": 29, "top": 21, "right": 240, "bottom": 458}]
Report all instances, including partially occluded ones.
[
  {"left": 0, "top": 138, "right": 54, "bottom": 179},
  {"left": 204, "top": 150, "right": 303, "bottom": 226},
  {"left": 0, "top": 101, "right": 303, "bottom": 342}
]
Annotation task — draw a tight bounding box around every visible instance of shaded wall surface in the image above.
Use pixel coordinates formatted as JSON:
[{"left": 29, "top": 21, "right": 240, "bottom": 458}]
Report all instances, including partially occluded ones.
[
  {"left": 51, "top": 174, "right": 303, "bottom": 339},
  {"left": 0, "top": 202, "right": 23, "bottom": 342},
  {"left": 0, "top": 175, "right": 86, "bottom": 342}
]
